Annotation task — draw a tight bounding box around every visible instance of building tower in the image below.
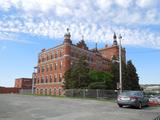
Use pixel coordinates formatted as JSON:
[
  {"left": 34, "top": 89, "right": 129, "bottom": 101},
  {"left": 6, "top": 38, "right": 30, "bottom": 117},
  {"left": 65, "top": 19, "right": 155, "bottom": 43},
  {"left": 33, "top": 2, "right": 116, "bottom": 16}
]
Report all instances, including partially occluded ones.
[
  {"left": 98, "top": 33, "right": 126, "bottom": 62},
  {"left": 113, "top": 32, "right": 118, "bottom": 46},
  {"left": 64, "top": 28, "right": 72, "bottom": 44}
]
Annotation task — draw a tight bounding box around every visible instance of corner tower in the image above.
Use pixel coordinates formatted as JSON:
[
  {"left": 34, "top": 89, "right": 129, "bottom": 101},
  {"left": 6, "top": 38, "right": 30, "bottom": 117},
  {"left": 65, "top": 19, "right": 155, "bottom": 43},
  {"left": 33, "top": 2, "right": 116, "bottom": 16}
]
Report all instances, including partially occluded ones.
[
  {"left": 63, "top": 28, "right": 72, "bottom": 71},
  {"left": 63, "top": 28, "right": 72, "bottom": 44},
  {"left": 113, "top": 32, "right": 118, "bottom": 46},
  {"left": 98, "top": 33, "right": 126, "bottom": 62}
]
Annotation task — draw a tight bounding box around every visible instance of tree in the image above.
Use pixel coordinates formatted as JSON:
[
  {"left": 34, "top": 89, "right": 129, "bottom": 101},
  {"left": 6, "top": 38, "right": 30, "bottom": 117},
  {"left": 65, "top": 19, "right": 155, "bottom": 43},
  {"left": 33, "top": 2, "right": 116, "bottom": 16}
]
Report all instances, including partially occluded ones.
[
  {"left": 88, "top": 70, "right": 113, "bottom": 89},
  {"left": 110, "top": 61, "right": 119, "bottom": 90},
  {"left": 110, "top": 56, "right": 140, "bottom": 90},
  {"left": 64, "top": 55, "right": 140, "bottom": 90},
  {"left": 63, "top": 68, "right": 76, "bottom": 89},
  {"left": 126, "top": 60, "right": 140, "bottom": 90},
  {"left": 64, "top": 55, "right": 113, "bottom": 89},
  {"left": 63, "top": 55, "right": 90, "bottom": 89}
]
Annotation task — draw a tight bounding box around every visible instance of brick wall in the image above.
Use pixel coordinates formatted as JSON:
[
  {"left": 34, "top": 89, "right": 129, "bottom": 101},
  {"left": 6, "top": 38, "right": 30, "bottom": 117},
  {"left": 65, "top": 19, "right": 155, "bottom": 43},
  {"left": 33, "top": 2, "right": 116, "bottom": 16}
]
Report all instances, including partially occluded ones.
[
  {"left": 15, "top": 78, "right": 32, "bottom": 89},
  {"left": 0, "top": 87, "right": 20, "bottom": 94}
]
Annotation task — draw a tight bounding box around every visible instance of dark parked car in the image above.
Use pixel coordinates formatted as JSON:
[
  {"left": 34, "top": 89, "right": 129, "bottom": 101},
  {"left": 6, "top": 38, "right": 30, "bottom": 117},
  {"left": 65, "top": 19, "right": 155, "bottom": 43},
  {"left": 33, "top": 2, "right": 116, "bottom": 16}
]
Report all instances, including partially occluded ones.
[{"left": 117, "top": 91, "right": 149, "bottom": 109}]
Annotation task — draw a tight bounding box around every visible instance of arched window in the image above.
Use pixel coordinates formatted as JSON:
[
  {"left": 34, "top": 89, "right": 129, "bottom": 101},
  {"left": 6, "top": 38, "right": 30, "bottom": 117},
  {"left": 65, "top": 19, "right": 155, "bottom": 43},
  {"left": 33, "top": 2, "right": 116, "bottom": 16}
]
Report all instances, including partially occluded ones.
[
  {"left": 54, "top": 88, "right": 56, "bottom": 95},
  {"left": 49, "top": 89, "right": 52, "bottom": 95},
  {"left": 59, "top": 89, "right": 61, "bottom": 95},
  {"left": 40, "top": 89, "right": 43, "bottom": 94},
  {"left": 45, "top": 89, "right": 47, "bottom": 95}
]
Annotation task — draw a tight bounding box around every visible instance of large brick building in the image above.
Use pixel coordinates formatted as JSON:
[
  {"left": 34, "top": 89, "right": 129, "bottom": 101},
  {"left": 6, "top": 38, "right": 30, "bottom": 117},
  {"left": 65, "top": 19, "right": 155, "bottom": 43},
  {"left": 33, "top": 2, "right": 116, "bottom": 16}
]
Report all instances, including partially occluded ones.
[
  {"left": 34, "top": 29, "right": 126, "bottom": 95},
  {"left": 14, "top": 78, "right": 32, "bottom": 89}
]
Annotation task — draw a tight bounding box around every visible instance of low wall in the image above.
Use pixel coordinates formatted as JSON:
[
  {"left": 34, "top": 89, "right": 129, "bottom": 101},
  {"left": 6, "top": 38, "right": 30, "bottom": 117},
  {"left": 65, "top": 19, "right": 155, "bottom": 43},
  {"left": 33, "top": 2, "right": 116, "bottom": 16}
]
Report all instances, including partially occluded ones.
[{"left": 0, "top": 87, "right": 20, "bottom": 94}]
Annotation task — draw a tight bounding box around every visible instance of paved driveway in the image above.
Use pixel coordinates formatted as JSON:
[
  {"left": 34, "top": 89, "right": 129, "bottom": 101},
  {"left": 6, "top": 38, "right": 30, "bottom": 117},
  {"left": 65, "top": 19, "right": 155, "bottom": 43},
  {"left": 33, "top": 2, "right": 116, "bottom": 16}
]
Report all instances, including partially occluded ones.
[{"left": 0, "top": 94, "right": 159, "bottom": 120}]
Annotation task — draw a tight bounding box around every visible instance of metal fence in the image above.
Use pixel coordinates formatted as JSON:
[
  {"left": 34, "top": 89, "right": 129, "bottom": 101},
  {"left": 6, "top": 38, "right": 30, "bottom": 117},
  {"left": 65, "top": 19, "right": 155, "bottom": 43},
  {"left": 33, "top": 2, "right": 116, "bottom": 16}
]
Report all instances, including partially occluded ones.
[
  {"left": 65, "top": 89, "right": 118, "bottom": 99},
  {"left": 19, "top": 89, "right": 32, "bottom": 94},
  {"left": 65, "top": 89, "right": 160, "bottom": 100}
]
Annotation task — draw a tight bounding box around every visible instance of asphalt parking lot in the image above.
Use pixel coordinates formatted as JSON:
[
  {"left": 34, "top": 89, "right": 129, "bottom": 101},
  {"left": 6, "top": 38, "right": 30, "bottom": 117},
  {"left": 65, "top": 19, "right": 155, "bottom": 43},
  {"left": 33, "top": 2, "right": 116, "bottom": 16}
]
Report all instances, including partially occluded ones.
[{"left": 0, "top": 94, "right": 160, "bottom": 120}]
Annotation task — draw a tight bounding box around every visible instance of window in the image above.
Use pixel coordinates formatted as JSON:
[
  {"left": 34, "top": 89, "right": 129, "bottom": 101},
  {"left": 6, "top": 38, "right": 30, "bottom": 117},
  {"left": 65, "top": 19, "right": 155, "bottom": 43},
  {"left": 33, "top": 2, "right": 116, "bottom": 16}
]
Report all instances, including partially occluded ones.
[
  {"left": 45, "top": 89, "right": 47, "bottom": 95},
  {"left": 42, "top": 66, "right": 44, "bottom": 72},
  {"left": 36, "top": 89, "right": 39, "bottom": 94},
  {"left": 54, "top": 88, "right": 56, "bottom": 95},
  {"left": 40, "top": 89, "right": 43, "bottom": 94},
  {"left": 50, "top": 64, "right": 53, "bottom": 71},
  {"left": 51, "top": 54, "right": 53, "bottom": 59},
  {"left": 49, "top": 89, "right": 52, "bottom": 95},
  {"left": 47, "top": 55, "right": 49, "bottom": 61},
  {"left": 38, "top": 67, "right": 40, "bottom": 73},
  {"left": 38, "top": 58, "right": 41, "bottom": 63},
  {"left": 59, "top": 73, "right": 62, "bottom": 82},
  {"left": 55, "top": 63, "right": 57, "bottom": 70},
  {"left": 46, "top": 65, "right": 49, "bottom": 72},
  {"left": 60, "top": 50, "right": 62, "bottom": 57},
  {"left": 42, "top": 57, "right": 45, "bottom": 62},
  {"left": 59, "top": 89, "right": 61, "bottom": 95},
  {"left": 55, "top": 52, "right": 57, "bottom": 58},
  {"left": 41, "top": 76, "right": 44, "bottom": 83},
  {"left": 57, "top": 51, "right": 59, "bottom": 57},
  {"left": 37, "top": 77, "right": 39, "bottom": 84},
  {"left": 46, "top": 76, "right": 48, "bottom": 83},
  {"left": 49, "top": 75, "right": 52, "bottom": 83},
  {"left": 60, "top": 61, "right": 62, "bottom": 70},
  {"left": 54, "top": 74, "right": 57, "bottom": 82}
]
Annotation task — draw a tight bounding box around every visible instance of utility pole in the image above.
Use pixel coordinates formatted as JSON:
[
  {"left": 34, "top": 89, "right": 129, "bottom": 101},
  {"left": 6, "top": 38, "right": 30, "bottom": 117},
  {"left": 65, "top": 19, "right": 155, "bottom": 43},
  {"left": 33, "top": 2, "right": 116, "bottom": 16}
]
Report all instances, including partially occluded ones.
[
  {"left": 118, "top": 34, "right": 122, "bottom": 93},
  {"left": 32, "top": 67, "right": 37, "bottom": 94}
]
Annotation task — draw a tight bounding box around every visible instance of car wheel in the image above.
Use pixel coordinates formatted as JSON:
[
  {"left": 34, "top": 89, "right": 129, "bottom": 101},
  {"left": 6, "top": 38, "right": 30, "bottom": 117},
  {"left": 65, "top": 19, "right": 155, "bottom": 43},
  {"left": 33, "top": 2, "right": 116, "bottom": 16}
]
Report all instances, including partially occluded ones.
[
  {"left": 118, "top": 104, "right": 123, "bottom": 108},
  {"left": 138, "top": 102, "right": 142, "bottom": 109}
]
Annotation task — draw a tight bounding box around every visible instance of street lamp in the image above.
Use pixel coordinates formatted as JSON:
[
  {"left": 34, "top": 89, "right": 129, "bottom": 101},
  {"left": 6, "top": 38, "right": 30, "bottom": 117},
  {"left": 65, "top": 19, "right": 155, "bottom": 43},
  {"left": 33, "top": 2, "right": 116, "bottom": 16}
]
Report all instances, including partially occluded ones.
[
  {"left": 32, "top": 67, "right": 37, "bottom": 94},
  {"left": 118, "top": 34, "right": 122, "bottom": 94},
  {"left": 112, "top": 34, "right": 122, "bottom": 93}
]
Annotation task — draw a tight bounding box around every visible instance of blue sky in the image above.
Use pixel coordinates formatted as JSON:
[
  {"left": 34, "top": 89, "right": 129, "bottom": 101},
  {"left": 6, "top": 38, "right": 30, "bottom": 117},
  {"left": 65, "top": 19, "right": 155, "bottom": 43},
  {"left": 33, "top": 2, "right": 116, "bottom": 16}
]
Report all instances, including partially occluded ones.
[{"left": 0, "top": 0, "right": 160, "bottom": 87}]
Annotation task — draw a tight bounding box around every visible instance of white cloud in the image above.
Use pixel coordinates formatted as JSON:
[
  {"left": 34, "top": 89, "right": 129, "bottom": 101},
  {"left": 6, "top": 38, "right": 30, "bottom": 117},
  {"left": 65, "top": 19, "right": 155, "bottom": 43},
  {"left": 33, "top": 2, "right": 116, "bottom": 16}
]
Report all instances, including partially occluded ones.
[
  {"left": 136, "top": 0, "right": 157, "bottom": 8},
  {"left": 96, "top": 0, "right": 113, "bottom": 9},
  {"left": 0, "top": 0, "right": 11, "bottom": 11},
  {"left": 0, "top": 31, "right": 38, "bottom": 44},
  {"left": 115, "top": 0, "right": 133, "bottom": 8},
  {"left": 0, "top": 0, "right": 160, "bottom": 49}
]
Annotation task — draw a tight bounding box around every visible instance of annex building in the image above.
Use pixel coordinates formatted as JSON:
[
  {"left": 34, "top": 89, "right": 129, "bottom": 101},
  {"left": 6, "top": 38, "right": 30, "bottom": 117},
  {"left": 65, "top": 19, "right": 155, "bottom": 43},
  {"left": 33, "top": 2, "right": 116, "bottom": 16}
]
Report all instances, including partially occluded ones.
[{"left": 33, "top": 29, "right": 126, "bottom": 95}]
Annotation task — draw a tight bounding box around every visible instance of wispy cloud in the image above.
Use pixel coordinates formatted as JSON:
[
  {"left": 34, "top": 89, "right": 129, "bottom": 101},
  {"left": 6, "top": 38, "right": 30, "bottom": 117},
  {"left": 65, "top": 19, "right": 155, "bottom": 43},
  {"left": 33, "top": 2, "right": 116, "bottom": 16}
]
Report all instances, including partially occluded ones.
[
  {"left": 0, "top": 0, "right": 160, "bottom": 48},
  {"left": 0, "top": 31, "right": 38, "bottom": 44}
]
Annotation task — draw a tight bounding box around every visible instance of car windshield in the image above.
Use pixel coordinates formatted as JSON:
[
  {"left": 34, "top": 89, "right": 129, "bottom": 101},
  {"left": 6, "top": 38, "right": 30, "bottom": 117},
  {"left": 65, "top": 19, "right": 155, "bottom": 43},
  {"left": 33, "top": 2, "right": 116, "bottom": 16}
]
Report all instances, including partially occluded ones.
[{"left": 120, "top": 91, "right": 142, "bottom": 96}]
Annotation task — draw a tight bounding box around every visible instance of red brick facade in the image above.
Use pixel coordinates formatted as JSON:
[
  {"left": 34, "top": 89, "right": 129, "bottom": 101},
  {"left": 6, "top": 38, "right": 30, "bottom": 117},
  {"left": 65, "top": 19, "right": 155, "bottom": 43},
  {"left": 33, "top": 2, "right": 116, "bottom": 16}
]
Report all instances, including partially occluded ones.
[
  {"left": 0, "top": 87, "right": 20, "bottom": 94},
  {"left": 99, "top": 45, "right": 126, "bottom": 62},
  {"left": 14, "top": 78, "right": 32, "bottom": 89},
  {"left": 34, "top": 30, "right": 126, "bottom": 95}
]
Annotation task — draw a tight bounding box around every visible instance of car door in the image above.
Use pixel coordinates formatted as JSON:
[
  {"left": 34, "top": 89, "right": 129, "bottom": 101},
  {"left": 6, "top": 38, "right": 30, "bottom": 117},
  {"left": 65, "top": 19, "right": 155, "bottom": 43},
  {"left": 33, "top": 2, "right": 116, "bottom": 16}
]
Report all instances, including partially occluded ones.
[{"left": 140, "top": 92, "right": 148, "bottom": 106}]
